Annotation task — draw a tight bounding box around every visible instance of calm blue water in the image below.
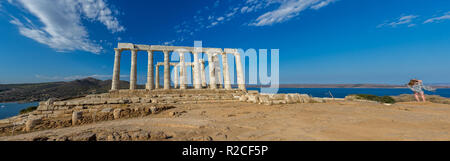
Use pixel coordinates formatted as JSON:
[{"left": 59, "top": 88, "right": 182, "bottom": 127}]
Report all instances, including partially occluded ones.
[
  {"left": 248, "top": 88, "right": 450, "bottom": 98},
  {"left": 0, "top": 102, "right": 39, "bottom": 120}
]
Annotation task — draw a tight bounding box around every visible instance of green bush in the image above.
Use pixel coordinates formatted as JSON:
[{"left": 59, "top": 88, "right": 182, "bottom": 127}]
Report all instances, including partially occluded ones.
[
  {"left": 351, "top": 94, "right": 396, "bottom": 104},
  {"left": 19, "top": 106, "right": 38, "bottom": 114}
]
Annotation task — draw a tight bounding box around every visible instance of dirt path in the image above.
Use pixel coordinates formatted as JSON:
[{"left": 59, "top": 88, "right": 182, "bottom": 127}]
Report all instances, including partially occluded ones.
[{"left": 1, "top": 101, "right": 450, "bottom": 141}]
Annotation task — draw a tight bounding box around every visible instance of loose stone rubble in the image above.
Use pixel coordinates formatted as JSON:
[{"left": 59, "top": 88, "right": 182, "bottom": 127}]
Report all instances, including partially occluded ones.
[{"left": 240, "top": 91, "right": 326, "bottom": 105}]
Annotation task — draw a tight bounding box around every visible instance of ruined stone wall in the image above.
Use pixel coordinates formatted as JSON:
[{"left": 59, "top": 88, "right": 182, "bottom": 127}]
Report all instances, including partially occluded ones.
[
  {"left": 239, "top": 90, "right": 326, "bottom": 105},
  {"left": 37, "top": 89, "right": 246, "bottom": 112},
  {"left": 0, "top": 104, "right": 173, "bottom": 137}
]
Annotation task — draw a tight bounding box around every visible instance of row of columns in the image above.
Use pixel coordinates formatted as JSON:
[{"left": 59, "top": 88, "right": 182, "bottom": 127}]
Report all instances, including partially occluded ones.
[{"left": 111, "top": 48, "right": 245, "bottom": 91}]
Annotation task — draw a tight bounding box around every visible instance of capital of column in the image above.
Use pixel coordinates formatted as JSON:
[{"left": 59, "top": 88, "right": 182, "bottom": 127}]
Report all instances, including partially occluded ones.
[{"left": 114, "top": 48, "right": 123, "bottom": 53}]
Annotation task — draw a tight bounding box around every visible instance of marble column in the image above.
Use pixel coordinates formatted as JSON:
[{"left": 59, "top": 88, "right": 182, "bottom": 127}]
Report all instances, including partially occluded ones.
[
  {"left": 214, "top": 54, "right": 223, "bottom": 89},
  {"left": 235, "top": 52, "right": 245, "bottom": 90},
  {"left": 111, "top": 48, "right": 122, "bottom": 91},
  {"left": 200, "top": 60, "right": 207, "bottom": 88},
  {"left": 155, "top": 65, "right": 160, "bottom": 89},
  {"left": 222, "top": 53, "right": 231, "bottom": 90},
  {"left": 193, "top": 52, "right": 201, "bottom": 89},
  {"left": 146, "top": 50, "right": 154, "bottom": 90},
  {"left": 130, "top": 49, "right": 138, "bottom": 90},
  {"left": 163, "top": 50, "right": 170, "bottom": 90},
  {"left": 179, "top": 52, "right": 187, "bottom": 90},
  {"left": 208, "top": 53, "right": 216, "bottom": 89},
  {"left": 174, "top": 65, "right": 179, "bottom": 89}
]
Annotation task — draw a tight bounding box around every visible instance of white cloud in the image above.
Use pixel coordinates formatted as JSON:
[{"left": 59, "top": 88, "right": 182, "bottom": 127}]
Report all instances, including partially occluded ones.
[
  {"left": 226, "top": 11, "right": 236, "bottom": 17},
  {"left": 206, "top": 21, "right": 218, "bottom": 28},
  {"left": 7, "top": 0, "right": 124, "bottom": 54},
  {"left": 78, "top": 0, "right": 125, "bottom": 33},
  {"left": 172, "top": 0, "right": 336, "bottom": 43},
  {"left": 250, "top": 0, "right": 336, "bottom": 26},
  {"left": 241, "top": 6, "right": 249, "bottom": 13},
  {"left": 311, "top": 0, "right": 336, "bottom": 10},
  {"left": 424, "top": 12, "right": 450, "bottom": 24},
  {"left": 377, "top": 15, "right": 418, "bottom": 28},
  {"left": 163, "top": 40, "right": 176, "bottom": 45}
]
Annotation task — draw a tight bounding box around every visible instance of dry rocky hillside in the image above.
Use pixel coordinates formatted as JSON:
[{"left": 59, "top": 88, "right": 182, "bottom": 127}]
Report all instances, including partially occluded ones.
[{"left": 0, "top": 78, "right": 136, "bottom": 103}]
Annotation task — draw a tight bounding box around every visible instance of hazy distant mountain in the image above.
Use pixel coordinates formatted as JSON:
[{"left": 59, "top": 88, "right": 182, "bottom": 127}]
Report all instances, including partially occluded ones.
[
  {"left": 0, "top": 77, "right": 138, "bottom": 103},
  {"left": 426, "top": 83, "right": 450, "bottom": 86}
]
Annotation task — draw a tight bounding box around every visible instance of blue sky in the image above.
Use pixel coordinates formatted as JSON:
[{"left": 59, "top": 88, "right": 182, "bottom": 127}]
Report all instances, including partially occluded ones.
[{"left": 0, "top": 0, "right": 449, "bottom": 84}]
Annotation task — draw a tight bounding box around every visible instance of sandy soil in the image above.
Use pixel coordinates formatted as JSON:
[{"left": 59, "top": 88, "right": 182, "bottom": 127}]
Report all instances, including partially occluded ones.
[{"left": 1, "top": 101, "right": 450, "bottom": 141}]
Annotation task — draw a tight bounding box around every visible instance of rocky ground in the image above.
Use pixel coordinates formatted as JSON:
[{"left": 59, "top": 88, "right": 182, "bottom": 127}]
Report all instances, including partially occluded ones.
[{"left": 1, "top": 100, "right": 449, "bottom": 141}]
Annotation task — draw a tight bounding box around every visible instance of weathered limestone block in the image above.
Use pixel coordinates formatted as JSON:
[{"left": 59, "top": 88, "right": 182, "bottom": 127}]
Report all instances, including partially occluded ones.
[
  {"left": 80, "top": 100, "right": 91, "bottom": 105},
  {"left": 142, "top": 98, "right": 151, "bottom": 103},
  {"left": 64, "top": 110, "right": 74, "bottom": 114},
  {"left": 72, "top": 111, "right": 83, "bottom": 126},
  {"left": 74, "top": 106, "right": 87, "bottom": 110},
  {"left": 239, "top": 95, "right": 248, "bottom": 102},
  {"left": 285, "top": 94, "right": 300, "bottom": 104},
  {"left": 101, "top": 108, "right": 113, "bottom": 113},
  {"left": 45, "top": 98, "right": 57, "bottom": 106},
  {"left": 151, "top": 98, "right": 158, "bottom": 104},
  {"left": 221, "top": 95, "right": 233, "bottom": 100},
  {"left": 93, "top": 99, "right": 107, "bottom": 105},
  {"left": 272, "top": 100, "right": 287, "bottom": 104},
  {"left": 165, "top": 99, "right": 176, "bottom": 104},
  {"left": 37, "top": 98, "right": 57, "bottom": 111},
  {"left": 344, "top": 95, "right": 357, "bottom": 101},
  {"left": 25, "top": 118, "right": 41, "bottom": 132},
  {"left": 53, "top": 101, "right": 66, "bottom": 106},
  {"left": 131, "top": 97, "right": 141, "bottom": 103},
  {"left": 247, "top": 95, "right": 260, "bottom": 104},
  {"left": 291, "top": 94, "right": 301, "bottom": 103},
  {"left": 258, "top": 95, "right": 272, "bottom": 105},
  {"left": 57, "top": 106, "right": 70, "bottom": 110},
  {"left": 86, "top": 94, "right": 97, "bottom": 98},
  {"left": 149, "top": 106, "right": 158, "bottom": 114},
  {"left": 37, "top": 104, "right": 48, "bottom": 111},
  {"left": 270, "top": 94, "right": 285, "bottom": 100},
  {"left": 106, "top": 98, "right": 120, "bottom": 104},
  {"left": 299, "top": 94, "right": 310, "bottom": 103},
  {"left": 118, "top": 98, "right": 130, "bottom": 104},
  {"left": 311, "top": 97, "right": 325, "bottom": 103},
  {"left": 113, "top": 109, "right": 123, "bottom": 119},
  {"left": 66, "top": 101, "right": 81, "bottom": 106},
  {"left": 143, "top": 107, "right": 152, "bottom": 114}
]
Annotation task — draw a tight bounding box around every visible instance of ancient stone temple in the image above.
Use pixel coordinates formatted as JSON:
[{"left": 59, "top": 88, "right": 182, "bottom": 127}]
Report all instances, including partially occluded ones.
[{"left": 111, "top": 43, "right": 246, "bottom": 91}]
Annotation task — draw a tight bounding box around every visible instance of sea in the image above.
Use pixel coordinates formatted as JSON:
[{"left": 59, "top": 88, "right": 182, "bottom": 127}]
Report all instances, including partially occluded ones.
[
  {"left": 0, "top": 102, "right": 39, "bottom": 120},
  {"left": 0, "top": 88, "right": 449, "bottom": 120}
]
